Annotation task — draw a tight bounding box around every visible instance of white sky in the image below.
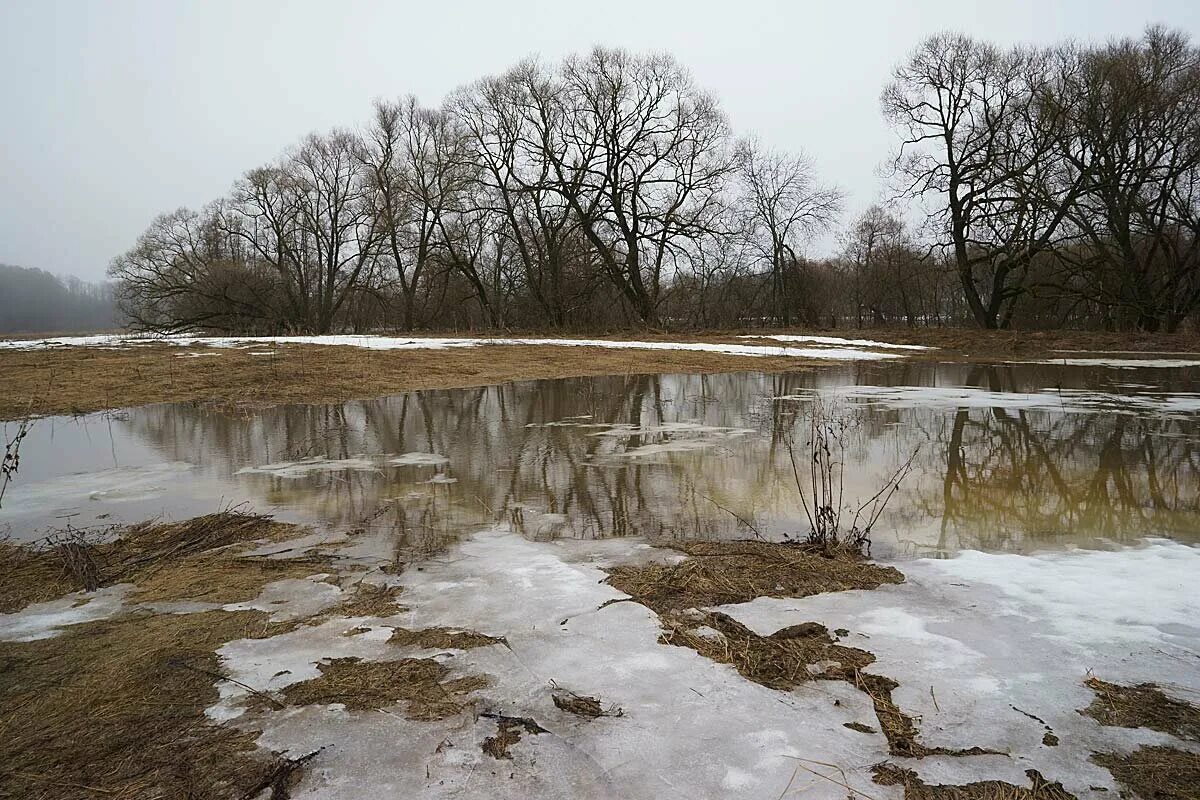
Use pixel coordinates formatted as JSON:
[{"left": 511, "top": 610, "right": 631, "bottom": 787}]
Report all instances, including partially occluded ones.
[{"left": 2, "top": 0, "right": 1198, "bottom": 281}]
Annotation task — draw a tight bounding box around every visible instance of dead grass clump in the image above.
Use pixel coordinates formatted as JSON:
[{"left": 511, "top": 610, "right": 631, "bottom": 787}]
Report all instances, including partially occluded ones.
[
  {"left": 0, "top": 609, "right": 301, "bottom": 800},
  {"left": 0, "top": 541, "right": 83, "bottom": 613},
  {"left": 337, "top": 582, "right": 406, "bottom": 617},
  {"left": 550, "top": 683, "right": 624, "bottom": 718},
  {"left": 604, "top": 539, "right": 903, "bottom": 614},
  {"left": 872, "top": 763, "right": 1077, "bottom": 800},
  {"left": 480, "top": 715, "right": 547, "bottom": 760},
  {"left": 661, "top": 612, "right": 872, "bottom": 689},
  {"left": 1, "top": 512, "right": 330, "bottom": 612},
  {"left": 388, "top": 627, "right": 505, "bottom": 650},
  {"left": 273, "top": 657, "right": 488, "bottom": 720},
  {"left": 661, "top": 611, "right": 989, "bottom": 758},
  {"left": 1081, "top": 676, "right": 1200, "bottom": 742},
  {"left": 1091, "top": 746, "right": 1200, "bottom": 800}
]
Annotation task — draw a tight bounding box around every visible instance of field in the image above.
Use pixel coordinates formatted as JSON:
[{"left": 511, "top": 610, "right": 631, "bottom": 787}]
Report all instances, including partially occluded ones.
[{"left": 1, "top": 329, "right": 1198, "bottom": 800}]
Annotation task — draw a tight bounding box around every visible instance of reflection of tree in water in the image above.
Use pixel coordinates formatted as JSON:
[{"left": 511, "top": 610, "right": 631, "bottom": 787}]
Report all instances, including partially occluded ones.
[
  {"left": 118, "top": 366, "right": 1200, "bottom": 555},
  {"left": 927, "top": 366, "right": 1200, "bottom": 552}
]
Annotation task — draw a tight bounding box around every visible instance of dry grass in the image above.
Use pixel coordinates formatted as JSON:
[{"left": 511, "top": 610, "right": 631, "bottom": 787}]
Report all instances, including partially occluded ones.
[
  {"left": 335, "top": 582, "right": 407, "bottom": 617},
  {"left": 4, "top": 328, "right": 1197, "bottom": 420},
  {"left": 0, "top": 609, "right": 301, "bottom": 800},
  {"left": 604, "top": 539, "right": 904, "bottom": 614},
  {"left": 1, "top": 512, "right": 329, "bottom": 613},
  {"left": 270, "top": 656, "right": 488, "bottom": 720},
  {"left": 872, "top": 763, "right": 1078, "bottom": 800},
  {"left": 1081, "top": 676, "right": 1200, "bottom": 742},
  {"left": 0, "top": 341, "right": 818, "bottom": 421},
  {"left": 1091, "top": 746, "right": 1200, "bottom": 800},
  {"left": 387, "top": 627, "right": 506, "bottom": 650}
]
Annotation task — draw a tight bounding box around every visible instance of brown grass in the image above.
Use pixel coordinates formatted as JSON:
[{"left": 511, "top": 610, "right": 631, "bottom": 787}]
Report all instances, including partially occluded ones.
[
  {"left": 0, "top": 341, "right": 819, "bottom": 421},
  {"left": 5, "top": 327, "right": 1196, "bottom": 420},
  {"left": 1, "top": 512, "right": 330, "bottom": 613},
  {"left": 1091, "top": 746, "right": 1200, "bottom": 800},
  {"left": 387, "top": 627, "right": 506, "bottom": 650},
  {"left": 271, "top": 656, "right": 488, "bottom": 720},
  {"left": 604, "top": 539, "right": 904, "bottom": 614},
  {"left": 873, "top": 763, "right": 1077, "bottom": 800},
  {"left": 0, "top": 609, "right": 301, "bottom": 800},
  {"left": 1081, "top": 676, "right": 1200, "bottom": 742},
  {"left": 335, "top": 582, "right": 407, "bottom": 617}
]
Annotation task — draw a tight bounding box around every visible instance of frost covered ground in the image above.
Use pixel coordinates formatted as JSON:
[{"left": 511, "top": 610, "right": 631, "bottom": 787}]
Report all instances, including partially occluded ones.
[{"left": 6, "top": 523, "right": 1183, "bottom": 798}]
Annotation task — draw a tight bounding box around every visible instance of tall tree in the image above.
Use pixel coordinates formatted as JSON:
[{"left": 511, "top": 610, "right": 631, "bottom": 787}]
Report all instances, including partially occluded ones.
[
  {"left": 883, "top": 34, "right": 1083, "bottom": 328},
  {"left": 737, "top": 140, "right": 841, "bottom": 326}
]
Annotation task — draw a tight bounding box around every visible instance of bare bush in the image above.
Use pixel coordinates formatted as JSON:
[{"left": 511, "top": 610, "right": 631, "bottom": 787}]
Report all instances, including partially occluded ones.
[{"left": 786, "top": 401, "right": 916, "bottom": 555}]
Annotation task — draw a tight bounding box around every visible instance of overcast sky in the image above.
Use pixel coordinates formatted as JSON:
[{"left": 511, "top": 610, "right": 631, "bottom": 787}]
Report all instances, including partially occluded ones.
[{"left": 2, "top": 0, "right": 1198, "bottom": 281}]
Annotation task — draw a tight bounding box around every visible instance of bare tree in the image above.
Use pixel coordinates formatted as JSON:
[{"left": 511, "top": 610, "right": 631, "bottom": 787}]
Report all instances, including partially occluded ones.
[
  {"left": 536, "top": 47, "right": 735, "bottom": 325},
  {"left": 883, "top": 34, "right": 1084, "bottom": 329},
  {"left": 737, "top": 139, "right": 841, "bottom": 325},
  {"left": 1050, "top": 28, "right": 1200, "bottom": 331}
]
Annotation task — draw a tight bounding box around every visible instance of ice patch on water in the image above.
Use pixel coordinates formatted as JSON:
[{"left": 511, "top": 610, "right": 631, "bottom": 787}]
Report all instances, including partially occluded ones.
[
  {"left": 0, "top": 461, "right": 193, "bottom": 519},
  {"left": 387, "top": 452, "right": 450, "bottom": 467},
  {"left": 1021, "top": 356, "right": 1200, "bottom": 369},
  {"left": 222, "top": 575, "right": 344, "bottom": 622},
  {"left": 237, "top": 452, "right": 451, "bottom": 478},
  {"left": 774, "top": 385, "right": 1200, "bottom": 416},
  {"left": 236, "top": 456, "right": 382, "bottom": 478}
]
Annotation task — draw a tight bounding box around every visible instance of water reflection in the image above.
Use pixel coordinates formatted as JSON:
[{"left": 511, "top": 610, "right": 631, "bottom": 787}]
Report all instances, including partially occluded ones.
[{"left": 3, "top": 362, "right": 1197, "bottom": 558}]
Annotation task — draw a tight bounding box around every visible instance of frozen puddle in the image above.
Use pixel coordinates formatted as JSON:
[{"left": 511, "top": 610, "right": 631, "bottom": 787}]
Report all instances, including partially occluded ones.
[
  {"left": 0, "top": 334, "right": 909, "bottom": 362},
  {"left": 205, "top": 528, "right": 1200, "bottom": 799}
]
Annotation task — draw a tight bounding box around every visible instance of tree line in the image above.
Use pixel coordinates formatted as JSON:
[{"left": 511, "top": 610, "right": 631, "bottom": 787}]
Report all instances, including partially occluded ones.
[
  {"left": 112, "top": 28, "right": 1200, "bottom": 334},
  {"left": 0, "top": 264, "right": 117, "bottom": 335}
]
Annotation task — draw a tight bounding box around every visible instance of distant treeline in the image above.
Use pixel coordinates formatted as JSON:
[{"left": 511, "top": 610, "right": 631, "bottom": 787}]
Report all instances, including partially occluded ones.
[
  {"left": 0, "top": 264, "right": 118, "bottom": 334},
  {"left": 111, "top": 27, "right": 1200, "bottom": 334}
]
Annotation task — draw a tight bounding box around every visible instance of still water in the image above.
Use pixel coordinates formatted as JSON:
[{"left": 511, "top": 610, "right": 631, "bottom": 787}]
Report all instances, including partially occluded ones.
[{"left": 3, "top": 361, "right": 1198, "bottom": 559}]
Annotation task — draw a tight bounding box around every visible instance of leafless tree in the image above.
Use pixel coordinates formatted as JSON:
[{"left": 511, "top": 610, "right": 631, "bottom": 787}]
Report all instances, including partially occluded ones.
[
  {"left": 535, "top": 48, "right": 735, "bottom": 325},
  {"left": 736, "top": 139, "right": 842, "bottom": 325},
  {"left": 1048, "top": 28, "right": 1200, "bottom": 331},
  {"left": 883, "top": 34, "right": 1084, "bottom": 329}
]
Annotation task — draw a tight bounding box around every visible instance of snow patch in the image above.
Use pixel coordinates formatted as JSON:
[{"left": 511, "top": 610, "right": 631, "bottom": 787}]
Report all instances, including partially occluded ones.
[
  {"left": 0, "top": 334, "right": 907, "bottom": 362},
  {"left": 0, "top": 584, "right": 132, "bottom": 641},
  {"left": 739, "top": 333, "right": 933, "bottom": 351}
]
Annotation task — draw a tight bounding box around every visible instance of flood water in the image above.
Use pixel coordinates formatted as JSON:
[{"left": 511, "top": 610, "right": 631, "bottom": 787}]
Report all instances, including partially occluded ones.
[{"left": 3, "top": 360, "right": 1198, "bottom": 559}]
